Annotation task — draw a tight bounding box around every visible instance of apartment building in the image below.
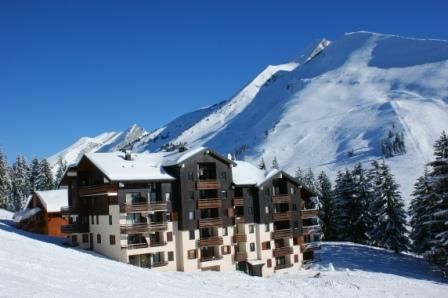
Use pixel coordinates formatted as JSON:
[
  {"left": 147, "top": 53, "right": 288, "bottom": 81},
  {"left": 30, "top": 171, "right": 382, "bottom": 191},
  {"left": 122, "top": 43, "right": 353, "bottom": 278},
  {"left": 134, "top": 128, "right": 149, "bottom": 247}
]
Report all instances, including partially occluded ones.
[{"left": 59, "top": 147, "right": 320, "bottom": 277}]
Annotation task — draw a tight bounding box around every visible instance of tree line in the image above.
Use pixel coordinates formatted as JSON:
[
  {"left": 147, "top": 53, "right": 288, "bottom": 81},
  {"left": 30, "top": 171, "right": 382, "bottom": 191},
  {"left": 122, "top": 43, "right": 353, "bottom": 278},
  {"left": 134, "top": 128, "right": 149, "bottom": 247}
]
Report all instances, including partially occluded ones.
[{"left": 0, "top": 153, "right": 67, "bottom": 211}]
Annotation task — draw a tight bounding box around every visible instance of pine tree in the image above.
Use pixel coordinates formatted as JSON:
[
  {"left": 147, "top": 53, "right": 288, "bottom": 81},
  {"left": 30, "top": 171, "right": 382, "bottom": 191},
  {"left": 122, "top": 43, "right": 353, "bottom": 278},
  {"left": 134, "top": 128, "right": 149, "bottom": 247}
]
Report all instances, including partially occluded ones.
[
  {"left": 258, "top": 158, "right": 266, "bottom": 170},
  {"left": 0, "top": 150, "right": 12, "bottom": 210},
  {"left": 29, "top": 157, "right": 40, "bottom": 191},
  {"left": 11, "top": 155, "right": 31, "bottom": 211},
  {"left": 317, "top": 171, "right": 336, "bottom": 240},
  {"left": 54, "top": 157, "right": 67, "bottom": 188},
  {"left": 350, "top": 163, "right": 372, "bottom": 244},
  {"left": 409, "top": 168, "right": 437, "bottom": 254},
  {"left": 425, "top": 131, "right": 448, "bottom": 274},
  {"left": 303, "top": 168, "right": 318, "bottom": 193},
  {"left": 294, "top": 167, "right": 306, "bottom": 184},
  {"left": 35, "top": 158, "right": 54, "bottom": 191},
  {"left": 271, "top": 157, "right": 279, "bottom": 170},
  {"left": 369, "top": 160, "right": 410, "bottom": 253},
  {"left": 332, "top": 169, "right": 356, "bottom": 241}
]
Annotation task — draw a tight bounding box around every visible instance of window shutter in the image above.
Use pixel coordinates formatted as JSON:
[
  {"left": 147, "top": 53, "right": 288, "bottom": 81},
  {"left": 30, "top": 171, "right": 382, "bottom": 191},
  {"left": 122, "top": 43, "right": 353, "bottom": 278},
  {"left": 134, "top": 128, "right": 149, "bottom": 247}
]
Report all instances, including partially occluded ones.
[{"left": 167, "top": 232, "right": 173, "bottom": 242}]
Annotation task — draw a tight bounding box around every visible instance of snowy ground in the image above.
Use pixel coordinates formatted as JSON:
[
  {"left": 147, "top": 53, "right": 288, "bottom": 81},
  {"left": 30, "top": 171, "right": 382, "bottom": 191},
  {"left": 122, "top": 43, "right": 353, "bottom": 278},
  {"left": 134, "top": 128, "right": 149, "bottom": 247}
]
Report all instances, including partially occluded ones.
[{"left": 0, "top": 209, "right": 446, "bottom": 297}]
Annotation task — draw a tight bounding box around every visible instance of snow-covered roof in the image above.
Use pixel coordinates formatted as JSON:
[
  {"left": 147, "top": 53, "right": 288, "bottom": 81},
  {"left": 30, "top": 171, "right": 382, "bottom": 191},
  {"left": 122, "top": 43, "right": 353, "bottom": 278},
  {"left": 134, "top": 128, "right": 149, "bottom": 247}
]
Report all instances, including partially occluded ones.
[
  {"left": 162, "top": 147, "right": 207, "bottom": 166},
  {"left": 35, "top": 189, "right": 68, "bottom": 213},
  {"left": 85, "top": 152, "right": 176, "bottom": 181},
  {"left": 232, "top": 161, "right": 267, "bottom": 185},
  {"left": 256, "top": 169, "right": 282, "bottom": 187},
  {"left": 13, "top": 208, "right": 41, "bottom": 223}
]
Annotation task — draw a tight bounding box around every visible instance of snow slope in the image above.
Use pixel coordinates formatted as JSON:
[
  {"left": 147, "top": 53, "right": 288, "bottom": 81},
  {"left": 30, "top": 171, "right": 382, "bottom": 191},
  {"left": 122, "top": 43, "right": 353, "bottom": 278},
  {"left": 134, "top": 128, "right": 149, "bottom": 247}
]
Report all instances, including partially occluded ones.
[{"left": 0, "top": 212, "right": 446, "bottom": 297}]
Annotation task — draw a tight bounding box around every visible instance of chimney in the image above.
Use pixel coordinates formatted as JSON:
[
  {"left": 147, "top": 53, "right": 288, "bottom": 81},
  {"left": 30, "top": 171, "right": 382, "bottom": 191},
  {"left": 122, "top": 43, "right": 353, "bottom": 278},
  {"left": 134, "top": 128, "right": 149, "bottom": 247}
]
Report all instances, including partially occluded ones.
[{"left": 125, "top": 150, "right": 132, "bottom": 161}]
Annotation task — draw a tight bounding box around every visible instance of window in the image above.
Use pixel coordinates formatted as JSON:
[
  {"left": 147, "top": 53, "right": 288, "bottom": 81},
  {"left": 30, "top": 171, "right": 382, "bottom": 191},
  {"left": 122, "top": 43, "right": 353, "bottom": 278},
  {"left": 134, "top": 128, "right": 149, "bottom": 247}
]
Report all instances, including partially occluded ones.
[
  {"left": 167, "top": 232, "right": 173, "bottom": 242},
  {"left": 265, "top": 206, "right": 270, "bottom": 214},
  {"left": 165, "top": 193, "right": 171, "bottom": 202},
  {"left": 221, "top": 245, "right": 231, "bottom": 255},
  {"left": 125, "top": 192, "right": 140, "bottom": 203},
  {"left": 110, "top": 235, "right": 116, "bottom": 245},
  {"left": 168, "top": 251, "right": 174, "bottom": 261},
  {"left": 250, "top": 243, "right": 255, "bottom": 252},
  {"left": 223, "top": 227, "right": 228, "bottom": 236},
  {"left": 97, "top": 234, "right": 101, "bottom": 244},
  {"left": 91, "top": 215, "right": 94, "bottom": 224},
  {"left": 249, "top": 225, "right": 254, "bottom": 234},
  {"left": 294, "top": 220, "right": 299, "bottom": 229},
  {"left": 190, "top": 191, "right": 195, "bottom": 200},
  {"left": 293, "top": 237, "right": 299, "bottom": 246},
  {"left": 262, "top": 241, "right": 271, "bottom": 250},
  {"left": 71, "top": 235, "right": 78, "bottom": 244},
  {"left": 187, "top": 249, "right": 197, "bottom": 259},
  {"left": 189, "top": 230, "right": 195, "bottom": 240},
  {"left": 188, "top": 172, "right": 194, "bottom": 180},
  {"left": 189, "top": 211, "right": 194, "bottom": 220},
  {"left": 267, "top": 259, "right": 272, "bottom": 268},
  {"left": 290, "top": 187, "right": 295, "bottom": 195},
  {"left": 265, "top": 224, "right": 270, "bottom": 232},
  {"left": 109, "top": 215, "right": 112, "bottom": 225},
  {"left": 294, "top": 254, "right": 299, "bottom": 263},
  {"left": 96, "top": 215, "right": 99, "bottom": 225},
  {"left": 82, "top": 234, "right": 89, "bottom": 243},
  {"left": 292, "top": 204, "right": 297, "bottom": 211},
  {"left": 153, "top": 252, "right": 162, "bottom": 264}
]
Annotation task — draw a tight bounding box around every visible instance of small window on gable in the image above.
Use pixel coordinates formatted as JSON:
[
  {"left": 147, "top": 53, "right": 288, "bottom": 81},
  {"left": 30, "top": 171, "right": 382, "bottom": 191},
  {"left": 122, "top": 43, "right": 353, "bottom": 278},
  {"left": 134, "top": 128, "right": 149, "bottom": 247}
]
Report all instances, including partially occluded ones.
[
  {"left": 189, "top": 211, "right": 194, "bottom": 220},
  {"left": 265, "top": 206, "right": 270, "bottom": 214},
  {"left": 291, "top": 187, "right": 295, "bottom": 195}
]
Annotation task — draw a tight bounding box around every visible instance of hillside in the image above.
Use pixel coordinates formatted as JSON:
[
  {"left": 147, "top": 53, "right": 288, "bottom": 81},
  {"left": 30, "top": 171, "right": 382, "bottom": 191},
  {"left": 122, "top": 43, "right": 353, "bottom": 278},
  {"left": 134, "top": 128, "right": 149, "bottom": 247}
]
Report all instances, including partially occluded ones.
[
  {"left": 48, "top": 32, "right": 448, "bottom": 202},
  {"left": 0, "top": 209, "right": 446, "bottom": 297}
]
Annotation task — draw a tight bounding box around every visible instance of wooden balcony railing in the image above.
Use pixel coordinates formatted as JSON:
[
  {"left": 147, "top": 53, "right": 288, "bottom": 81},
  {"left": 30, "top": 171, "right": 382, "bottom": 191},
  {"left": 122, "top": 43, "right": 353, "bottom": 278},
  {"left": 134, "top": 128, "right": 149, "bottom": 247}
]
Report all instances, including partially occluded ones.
[
  {"left": 273, "top": 246, "right": 293, "bottom": 257},
  {"left": 274, "top": 262, "right": 293, "bottom": 270},
  {"left": 198, "top": 236, "right": 223, "bottom": 247},
  {"left": 60, "top": 206, "right": 78, "bottom": 216},
  {"left": 273, "top": 211, "right": 291, "bottom": 222},
  {"left": 196, "top": 180, "right": 220, "bottom": 190},
  {"left": 272, "top": 195, "right": 290, "bottom": 204},
  {"left": 61, "top": 223, "right": 89, "bottom": 234},
  {"left": 120, "top": 201, "right": 167, "bottom": 213},
  {"left": 124, "top": 242, "right": 149, "bottom": 250},
  {"left": 233, "top": 197, "right": 244, "bottom": 207},
  {"left": 151, "top": 261, "right": 169, "bottom": 268},
  {"left": 198, "top": 217, "right": 223, "bottom": 228},
  {"left": 197, "top": 198, "right": 222, "bottom": 209},
  {"left": 234, "top": 252, "right": 248, "bottom": 262},
  {"left": 120, "top": 222, "right": 168, "bottom": 234},
  {"left": 200, "top": 255, "right": 223, "bottom": 262},
  {"left": 232, "top": 234, "right": 247, "bottom": 243},
  {"left": 271, "top": 229, "right": 292, "bottom": 240},
  {"left": 301, "top": 209, "right": 319, "bottom": 219},
  {"left": 79, "top": 184, "right": 117, "bottom": 197}
]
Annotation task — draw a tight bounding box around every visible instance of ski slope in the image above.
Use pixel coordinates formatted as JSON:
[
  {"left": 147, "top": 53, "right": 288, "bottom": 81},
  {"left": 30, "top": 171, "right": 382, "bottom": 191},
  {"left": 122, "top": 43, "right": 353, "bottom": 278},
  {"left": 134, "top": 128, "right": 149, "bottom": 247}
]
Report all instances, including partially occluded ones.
[{"left": 0, "top": 209, "right": 446, "bottom": 297}]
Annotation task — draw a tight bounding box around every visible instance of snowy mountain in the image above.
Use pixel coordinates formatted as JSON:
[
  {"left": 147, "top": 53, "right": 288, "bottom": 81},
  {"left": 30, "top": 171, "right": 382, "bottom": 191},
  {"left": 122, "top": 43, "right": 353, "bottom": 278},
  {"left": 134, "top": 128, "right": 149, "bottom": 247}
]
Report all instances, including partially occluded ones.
[
  {"left": 1, "top": 210, "right": 446, "bottom": 297},
  {"left": 49, "top": 32, "right": 448, "bottom": 202}
]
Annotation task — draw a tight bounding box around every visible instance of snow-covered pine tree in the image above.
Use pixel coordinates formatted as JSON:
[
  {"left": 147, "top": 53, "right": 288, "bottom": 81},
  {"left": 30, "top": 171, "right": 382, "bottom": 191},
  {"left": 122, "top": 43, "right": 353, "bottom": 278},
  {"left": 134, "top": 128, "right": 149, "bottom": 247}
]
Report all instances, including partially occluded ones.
[
  {"left": 35, "top": 158, "right": 54, "bottom": 191},
  {"left": 294, "top": 167, "right": 305, "bottom": 184},
  {"left": 271, "top": 157, "right": 279, "bottom": 170},
  {"left": 409, "top": 168, "right": 437, "bottom": 254},
  {"left": 332, "top": 169, "right": 355, "bottom": 241},
  {"left": 368, "top": 160, "right": 410, "bottom": 253},
  {"left": 0, "top": 150, "right": 12, "bottom": 209},
  {"left": 425, "top": 131, "right": 448, "bottom": 274},
  {"left": 350, "top": 163, "right": 372, "bottom": 244},
  {"left": 303, "top": 168, "right": 318, "bottom": 193},
  {"left": 258, "top": 158, "right": 266, "bottom": 170},
  {"left": 54, "top": 157, "right": 67, "bottom": 188},
  {"left": 317, "top": 171, "right": 336, "bottom": 241},
  {"left": 29, "top": 157, "right": 40, "bottom": 191},
  {"left": 11, "top": 155, "right": 31, "bottom": 211}
]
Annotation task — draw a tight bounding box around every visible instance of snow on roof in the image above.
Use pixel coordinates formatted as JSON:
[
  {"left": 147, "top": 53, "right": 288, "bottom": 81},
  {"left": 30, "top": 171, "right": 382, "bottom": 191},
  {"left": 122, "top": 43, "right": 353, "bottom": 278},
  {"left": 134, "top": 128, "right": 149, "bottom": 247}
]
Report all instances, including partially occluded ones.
[
  {"left": 13, "top": 208, "right": 41, "bottom": 223},
  {"left": 232, "top": 161, "right": 267, "bottom": 185},
  {"left": 163, "top": 147, "right": 207, "bottom": 166},
  {"left": 35, "top": 189, "right": 68, "bottom": 213},
  {"left": 256, "top": 169, "right": 281, "bottom": 187},
  {"left": 85, "top": 152, "right": 176, "bottom": 181},
  {"left": 247, "top": 259, "right": 265, "bottom": 266}
]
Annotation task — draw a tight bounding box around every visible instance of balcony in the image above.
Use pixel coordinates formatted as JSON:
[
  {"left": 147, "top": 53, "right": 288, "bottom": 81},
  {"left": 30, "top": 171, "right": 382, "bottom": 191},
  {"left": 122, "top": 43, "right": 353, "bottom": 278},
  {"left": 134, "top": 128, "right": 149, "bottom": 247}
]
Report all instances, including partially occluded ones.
[
  {"left": 61, "top": 223, "right": 89, "bottom": 234},
  {"left": 60, "top": 206, "right": 78, "bottom": 216},
  {"left": 79, "top": 184, "right": 117, "bottom": 197},
  {"left": 151, "top": 261, "right": 169, "bottom": 268},
  {"left": 301, "top": 242, "right": 320, "bottom": 252},
  {"left": 233, "top": 197, "right": 244, "bottom": 207},
  {"left": 232, "top": 234, "right": 247, "bottom": 243},
  {"left": 273, "top": 211, "right": 291, "bottom": 222},
  {"left": 274, "top": 262, "right": 293, "bottom": 270},
  {"left": 120, "top": 222, "right": 168, "bottom": 234},
  {"left": 273, "top": 246, "right": 293, "bottom": 257},
  {"left": 272, "top": 195, "right": 290, "bottom": 204},
  {"left": 120, "top": 201, "right": 167, "bottom": 213},
  {"left": 198, "top": 217, "right": 223, "bottom": 228},
  {"left": 125, "top": 242, "right": 149, "bottom": 250},
  {"left": 196, "top": 180, "right": 220, "bottom": 190},
  {"left": 200, "top": 255, "right": 223, "bottom": 262},
  {"left": 198, "top": 236, "right": 223, "bottom": 247},
  {"left": 302, "top": 225, "right": 320, "bottom": 235},
  {"left": 301, "top": 209, "right": 319, "bottom": 219},
  {"left": 197, "top": 198, "right": 222, "bottom": 209},
  {"left": 149, "top": 241, "right": 167, "bottom": 247},
  {"left": 271, "top": 229, "right": 292, "bottom": 240},
  {"left": 234, "top": 252, "right": 248, "bottom": 262}
]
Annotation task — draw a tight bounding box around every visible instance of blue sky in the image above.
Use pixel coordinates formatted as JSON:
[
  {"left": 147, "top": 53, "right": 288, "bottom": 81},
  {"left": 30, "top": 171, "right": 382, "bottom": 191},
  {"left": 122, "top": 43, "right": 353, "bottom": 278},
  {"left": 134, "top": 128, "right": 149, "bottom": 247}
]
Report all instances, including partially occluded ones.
[{"left": 1, "top": 0, "right": 447, "bottom": 163}]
